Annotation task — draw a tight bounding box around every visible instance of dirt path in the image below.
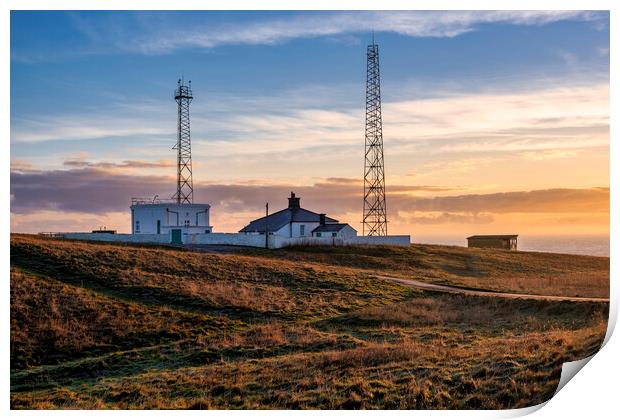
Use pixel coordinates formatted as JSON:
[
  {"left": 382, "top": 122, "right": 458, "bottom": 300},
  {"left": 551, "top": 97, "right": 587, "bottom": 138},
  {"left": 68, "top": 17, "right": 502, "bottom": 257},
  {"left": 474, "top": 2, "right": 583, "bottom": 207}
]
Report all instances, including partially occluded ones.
[{"left": 377, "top": 275, "right": 609, "bottom": 303}]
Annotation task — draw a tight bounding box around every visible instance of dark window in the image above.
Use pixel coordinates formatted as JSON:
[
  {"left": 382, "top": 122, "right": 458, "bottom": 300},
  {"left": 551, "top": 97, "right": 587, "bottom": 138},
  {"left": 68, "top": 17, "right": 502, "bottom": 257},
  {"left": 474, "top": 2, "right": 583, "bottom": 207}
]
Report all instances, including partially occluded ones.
[
  {"left": 316, "top": 232, "right": 322, "bottom": 237},
  {"left": 332, "top": 232, "right": 337, "bottom": 237}
]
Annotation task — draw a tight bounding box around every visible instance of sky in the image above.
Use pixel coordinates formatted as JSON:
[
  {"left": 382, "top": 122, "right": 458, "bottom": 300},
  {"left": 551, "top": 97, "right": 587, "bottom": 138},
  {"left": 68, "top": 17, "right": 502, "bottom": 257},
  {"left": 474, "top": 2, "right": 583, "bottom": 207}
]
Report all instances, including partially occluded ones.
[{"left": 10, "top": 10, "right": 610, "bottom": 241}]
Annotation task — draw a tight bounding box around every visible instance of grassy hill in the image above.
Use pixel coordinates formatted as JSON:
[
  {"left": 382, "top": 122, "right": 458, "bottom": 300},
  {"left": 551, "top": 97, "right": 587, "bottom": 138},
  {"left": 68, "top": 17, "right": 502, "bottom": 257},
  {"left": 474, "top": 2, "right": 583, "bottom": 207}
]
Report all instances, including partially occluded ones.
[{"left": 10, "top": 234, "right": 608, "bottom": 409}]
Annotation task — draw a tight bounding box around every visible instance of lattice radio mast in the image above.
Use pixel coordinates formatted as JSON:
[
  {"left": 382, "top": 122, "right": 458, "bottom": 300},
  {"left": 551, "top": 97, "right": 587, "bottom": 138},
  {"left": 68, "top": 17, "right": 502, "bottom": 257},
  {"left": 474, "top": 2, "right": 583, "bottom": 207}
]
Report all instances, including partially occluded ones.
[
  {"left": 363, "top": 38, "right": 388, "bottom": 236},
  {"left": 173, "top": 78, "right": 194, "bottom": 204}
]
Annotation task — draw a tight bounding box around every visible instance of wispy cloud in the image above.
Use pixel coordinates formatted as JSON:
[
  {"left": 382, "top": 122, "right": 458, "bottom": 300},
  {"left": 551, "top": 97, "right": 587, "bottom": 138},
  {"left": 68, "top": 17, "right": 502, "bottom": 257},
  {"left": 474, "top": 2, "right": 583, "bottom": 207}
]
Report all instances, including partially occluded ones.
[
  {"left": 67, "top": 11, "right": 602, "bottom": 55},
  {"left": 12, "top": 82, "right": 609, "bottom": 159},
  {"left": 395, "top": 188, "right": 609, "bottom": 214},
  {"left": 63, "top": 159, "right": 175, "bottom": 169},
  {"left": 10, "top": 114, "right": 171, "bottom": 143}
]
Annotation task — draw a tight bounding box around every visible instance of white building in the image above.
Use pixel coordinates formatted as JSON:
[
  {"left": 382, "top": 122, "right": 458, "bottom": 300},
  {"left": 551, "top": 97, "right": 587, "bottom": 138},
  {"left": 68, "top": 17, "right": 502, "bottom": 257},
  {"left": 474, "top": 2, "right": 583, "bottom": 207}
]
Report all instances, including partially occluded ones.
[
  {"left": 239, "top": 192, "right": 357, "bottom": 238},
  {"left": 312, "top": 223, "right": 357, "bottom": 239},
  {"left": 130, "top": 198, "right": 212, "bottom": 244}
]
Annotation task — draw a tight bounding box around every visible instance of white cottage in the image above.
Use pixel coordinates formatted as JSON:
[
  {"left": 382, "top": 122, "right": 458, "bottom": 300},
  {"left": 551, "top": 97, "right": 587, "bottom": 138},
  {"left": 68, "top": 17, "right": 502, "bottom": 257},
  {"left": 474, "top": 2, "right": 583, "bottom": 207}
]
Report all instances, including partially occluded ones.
[
  {"left": 130, "top": 198, "right": 212, "bottom": 243},
  {"left": 239, "top": 192, "right": 357, "bottom": 239}
]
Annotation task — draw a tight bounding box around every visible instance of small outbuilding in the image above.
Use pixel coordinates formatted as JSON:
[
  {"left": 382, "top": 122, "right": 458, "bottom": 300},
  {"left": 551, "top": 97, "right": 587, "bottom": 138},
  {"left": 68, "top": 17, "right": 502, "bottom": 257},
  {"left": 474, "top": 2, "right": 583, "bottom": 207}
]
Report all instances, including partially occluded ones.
[
  {"left": 467, "top": 234, "right": 518, "bottom": 251},
  {"left": 312, "top": 223, "right": 357, "bottom": 239}
]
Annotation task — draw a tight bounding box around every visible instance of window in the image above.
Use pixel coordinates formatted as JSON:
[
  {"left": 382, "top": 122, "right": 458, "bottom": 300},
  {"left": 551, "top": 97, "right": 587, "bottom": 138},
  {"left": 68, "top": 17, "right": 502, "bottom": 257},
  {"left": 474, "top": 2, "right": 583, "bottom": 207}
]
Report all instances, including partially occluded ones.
[
  {"left": 299, "top": 224, "right": 305, "bottom": 236},
  {"left": 184, "top": 220, "right": 190, "bottom": 227},
  {"left": 332, "top": 232, "right": 337, "bottom": 237},
  {"left": 156, "top": 220, "right": 161, "bottom": 234},
  {"left": 135, "top": 221, "right": 140, "bottom": 233},
  {"left": 316, "top": 232, "right": 322, "bottom": 237},
  {"left": 205, "top": 229, "right": 211, "bottom": 234}
]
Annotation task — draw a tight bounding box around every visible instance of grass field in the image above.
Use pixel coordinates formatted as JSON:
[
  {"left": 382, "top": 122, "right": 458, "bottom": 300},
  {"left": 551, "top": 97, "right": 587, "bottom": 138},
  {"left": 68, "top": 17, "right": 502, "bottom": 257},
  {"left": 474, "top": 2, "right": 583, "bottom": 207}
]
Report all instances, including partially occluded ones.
[{"left": 10, "top": 234, "right": 609, "bottom": 409}]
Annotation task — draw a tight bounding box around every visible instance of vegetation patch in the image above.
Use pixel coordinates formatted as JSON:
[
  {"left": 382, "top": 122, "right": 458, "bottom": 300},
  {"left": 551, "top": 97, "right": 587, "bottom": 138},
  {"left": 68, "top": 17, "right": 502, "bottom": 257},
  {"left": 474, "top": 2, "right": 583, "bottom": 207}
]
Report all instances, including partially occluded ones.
[{"left": 10, "top": 235, "right": 608, "bottom": 409}]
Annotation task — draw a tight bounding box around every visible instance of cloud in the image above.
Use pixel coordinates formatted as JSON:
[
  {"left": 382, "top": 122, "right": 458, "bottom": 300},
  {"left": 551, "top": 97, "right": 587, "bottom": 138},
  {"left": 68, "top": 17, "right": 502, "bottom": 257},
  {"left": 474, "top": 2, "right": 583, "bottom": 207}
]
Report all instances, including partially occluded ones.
[
  {"left": 11, "top": 114, "right": 171, "bottom": 143},
  {"left": 66, "top": 11, "right": 602, "bottom": 55},
  {"left": 394, "top": 188, "right": 609, "bottom": 214},
  {"left": 8, "top": 166, "right": 446, "bottom": 216},
  {"left": 63, "top": 159, "right": 175, "bottom": 169},
  {"left": 10, "top": 166, "right": 609, "bottom": 235},
  {"left": 10, "top": 160, "right": 35, "bottom": 172},
  {"left": 10, "top": 166, "right": 608, "bottom": 220},
  {"left": 10, "top": 168, "right": 172, "bottom": 214},
  {"left": 11, "top": 81, "right": 609, "bottom": 174},
  {"left": 404, "top": 212, "right": 495, "bottom": 225}
]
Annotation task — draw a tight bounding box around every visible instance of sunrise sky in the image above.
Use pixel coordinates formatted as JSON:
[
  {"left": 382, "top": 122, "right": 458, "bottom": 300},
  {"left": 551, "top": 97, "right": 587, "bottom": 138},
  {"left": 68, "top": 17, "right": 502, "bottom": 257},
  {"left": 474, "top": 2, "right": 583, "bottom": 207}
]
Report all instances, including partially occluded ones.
[{"left": 10, "top": 11, "right": 610, "bottom": 241}]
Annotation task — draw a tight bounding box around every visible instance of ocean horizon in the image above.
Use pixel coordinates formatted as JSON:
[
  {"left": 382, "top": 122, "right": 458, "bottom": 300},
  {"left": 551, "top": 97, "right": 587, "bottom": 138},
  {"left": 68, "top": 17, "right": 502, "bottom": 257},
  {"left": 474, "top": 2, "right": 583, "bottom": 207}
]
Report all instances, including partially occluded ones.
[{"left": 414, "top": 234, "right": 609, "bottom": 257}]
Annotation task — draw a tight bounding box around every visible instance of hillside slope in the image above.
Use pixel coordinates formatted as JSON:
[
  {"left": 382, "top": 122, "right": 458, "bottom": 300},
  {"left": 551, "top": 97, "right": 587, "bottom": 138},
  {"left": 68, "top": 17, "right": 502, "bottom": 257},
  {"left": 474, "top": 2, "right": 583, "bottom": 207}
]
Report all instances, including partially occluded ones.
[{"left": 10, "top": 235, "right": 608, "bottom": 409}]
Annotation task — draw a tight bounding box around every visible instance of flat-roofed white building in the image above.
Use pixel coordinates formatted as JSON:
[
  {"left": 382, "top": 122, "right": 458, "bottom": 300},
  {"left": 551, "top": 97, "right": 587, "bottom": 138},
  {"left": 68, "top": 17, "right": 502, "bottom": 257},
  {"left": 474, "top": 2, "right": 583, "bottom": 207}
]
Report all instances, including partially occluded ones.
[{"left": 130, "top": 198, "right": 212, "bottom": 243}]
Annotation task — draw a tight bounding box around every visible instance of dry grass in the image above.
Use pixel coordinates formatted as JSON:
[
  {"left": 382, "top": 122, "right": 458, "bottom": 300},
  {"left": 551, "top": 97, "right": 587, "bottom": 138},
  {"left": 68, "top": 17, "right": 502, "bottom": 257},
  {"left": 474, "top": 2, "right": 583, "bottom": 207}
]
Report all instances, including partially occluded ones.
[
  {"left": 10, "top": 269, "right": 237, "bottom": 369},
  {"left": 10, "top": 234, "right": 413, "bottom": 319},
  {"left": 10, "top": 234, "right": 609, "bottom": 409},
  {"left": 11, "top": 320, "right": 605, "bottom": 409},
  {"left": 240, "top": 244, "right": 609, "bottom": 298},
  {"left": 347, "top": 294, "right": 605, "bottom": 331}
]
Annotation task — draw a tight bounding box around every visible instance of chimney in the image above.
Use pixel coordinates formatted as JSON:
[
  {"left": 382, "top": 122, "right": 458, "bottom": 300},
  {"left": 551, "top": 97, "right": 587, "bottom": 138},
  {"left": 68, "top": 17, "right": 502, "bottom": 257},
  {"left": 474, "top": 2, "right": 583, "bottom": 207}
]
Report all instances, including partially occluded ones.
[
  {"left": 319, "top": 213, "right": 326, "bottom": 225},
  {"left": 288, "top": 191, "right": 300, "bottom": 209}
]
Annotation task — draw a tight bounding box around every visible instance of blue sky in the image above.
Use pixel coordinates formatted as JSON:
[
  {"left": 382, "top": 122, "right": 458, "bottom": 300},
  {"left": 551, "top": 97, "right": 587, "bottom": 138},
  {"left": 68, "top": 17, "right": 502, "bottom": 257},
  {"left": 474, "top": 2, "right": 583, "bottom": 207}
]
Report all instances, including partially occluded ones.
[
  {"left": 11, "top": 11, "right": 609, "bottom": 111},
  {"left": 10, "top": 11, "right": 610, "bottom": 236}
]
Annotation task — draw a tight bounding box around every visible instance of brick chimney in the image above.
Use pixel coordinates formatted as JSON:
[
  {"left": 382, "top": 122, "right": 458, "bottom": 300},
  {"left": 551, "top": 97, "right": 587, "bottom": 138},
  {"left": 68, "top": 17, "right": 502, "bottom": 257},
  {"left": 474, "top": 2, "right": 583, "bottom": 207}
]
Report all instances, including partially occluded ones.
[{"left": 288, "top": 192, "right": 300, "bottom": 209}]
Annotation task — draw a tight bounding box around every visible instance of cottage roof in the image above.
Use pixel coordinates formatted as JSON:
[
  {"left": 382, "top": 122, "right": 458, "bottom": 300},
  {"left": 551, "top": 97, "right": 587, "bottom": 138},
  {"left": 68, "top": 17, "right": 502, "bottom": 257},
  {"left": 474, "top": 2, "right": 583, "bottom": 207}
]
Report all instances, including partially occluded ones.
[{"left": 239, "top": 192, "right": 338, "bottom": 233}]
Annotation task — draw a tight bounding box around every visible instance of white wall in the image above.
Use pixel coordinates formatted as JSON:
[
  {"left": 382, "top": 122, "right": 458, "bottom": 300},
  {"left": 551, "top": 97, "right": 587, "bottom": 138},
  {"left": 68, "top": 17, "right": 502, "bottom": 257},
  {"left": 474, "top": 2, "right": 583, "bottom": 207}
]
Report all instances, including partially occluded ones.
[
  {"left": 313, "top": 225, "right": 358, "bottom": 239},
  {"left": 273, "top": 236, "right": 345, "bottom": 248},
  {"left": 59, "top": 232, "right": 410, "bottom": 248},
  {"left": 346, "top": 235, "right": 410, "bottom": 247},
  {"left": 341, "top": 225, "right": 358, "bottom": 238},
  {"left": 274, "top": 224, "right": 290, "bottom": 237},
  {"left": 275, "top": 235, "right": 409, "bottom": 248},
  {"left": 184, "top": 232, "right": 269, "bottom": 247},
  {"left": 63, "top": 233, "right": 169, "bottom": 243},
  {"left": 291, "top": 222, "right": 319, "bottom": 238}
]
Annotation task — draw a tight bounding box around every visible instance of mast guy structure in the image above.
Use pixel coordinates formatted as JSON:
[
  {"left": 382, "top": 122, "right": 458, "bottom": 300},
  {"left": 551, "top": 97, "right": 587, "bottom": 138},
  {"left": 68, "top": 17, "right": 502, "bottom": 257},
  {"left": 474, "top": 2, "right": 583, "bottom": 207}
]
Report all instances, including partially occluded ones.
[
  {"left": 362, "top": 39, "right": 388, "bottom": 236},
  {"left": 173, "top": 78, "right": 194, "bottom": 204}
]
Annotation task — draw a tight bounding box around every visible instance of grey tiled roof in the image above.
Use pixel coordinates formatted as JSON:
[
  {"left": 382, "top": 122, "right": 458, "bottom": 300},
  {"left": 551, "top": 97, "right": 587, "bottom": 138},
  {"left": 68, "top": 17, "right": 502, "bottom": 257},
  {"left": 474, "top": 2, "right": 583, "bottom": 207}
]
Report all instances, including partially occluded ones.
[
  {"left": 312, "top": 223, "right": 353, "bottom": 233},
  {"left": 239, "top": 208, "right": 338, "bottom": 233}
]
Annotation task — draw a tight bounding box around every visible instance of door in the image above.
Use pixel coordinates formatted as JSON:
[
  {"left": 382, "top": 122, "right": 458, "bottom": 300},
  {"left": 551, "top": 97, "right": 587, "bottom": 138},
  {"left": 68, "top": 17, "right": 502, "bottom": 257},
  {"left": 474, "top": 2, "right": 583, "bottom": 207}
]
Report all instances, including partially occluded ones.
[
  {"left": 157, "top": 220, "right": 161, "bottom": 234},
  {"left": 171, "top": 229, "right": 182, "bottom": 244}
]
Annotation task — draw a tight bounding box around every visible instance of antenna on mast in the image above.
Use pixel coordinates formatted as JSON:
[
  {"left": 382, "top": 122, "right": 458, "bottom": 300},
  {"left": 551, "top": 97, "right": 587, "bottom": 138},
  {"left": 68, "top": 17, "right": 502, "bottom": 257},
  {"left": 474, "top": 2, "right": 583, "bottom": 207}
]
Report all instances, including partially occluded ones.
[
  {"left": 362, "top": 38, "right": 388, "bottom": 236},
  {"left": 173, "top": 78, "right": 194, "bottom": 204}
]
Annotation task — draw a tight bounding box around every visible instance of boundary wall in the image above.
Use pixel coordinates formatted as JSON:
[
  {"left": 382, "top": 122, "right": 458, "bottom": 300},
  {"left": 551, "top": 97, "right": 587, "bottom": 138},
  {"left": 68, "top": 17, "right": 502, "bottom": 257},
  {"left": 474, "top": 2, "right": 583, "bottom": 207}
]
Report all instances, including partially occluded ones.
[{"left": 59, "top": 232, "right": 411, "bottom": 248}]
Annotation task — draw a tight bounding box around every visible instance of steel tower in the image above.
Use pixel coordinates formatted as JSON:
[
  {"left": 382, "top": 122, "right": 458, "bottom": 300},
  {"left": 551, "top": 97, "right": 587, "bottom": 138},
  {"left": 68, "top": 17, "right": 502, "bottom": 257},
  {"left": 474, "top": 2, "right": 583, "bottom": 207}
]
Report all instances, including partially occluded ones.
[
  {"left": 173, "top": 78, "right": 194, "bottom": 204},
  {"left": 363, "top": 41, "right": 388, "bottom": 236}
]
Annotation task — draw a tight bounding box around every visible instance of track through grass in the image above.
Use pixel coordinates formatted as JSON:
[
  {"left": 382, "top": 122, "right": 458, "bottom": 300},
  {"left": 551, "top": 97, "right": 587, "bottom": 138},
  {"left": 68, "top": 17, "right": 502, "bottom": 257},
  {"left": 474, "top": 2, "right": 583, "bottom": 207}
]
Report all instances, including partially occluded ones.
[{"left": 10, "top": 234, "right": 608, "bottom": 409}]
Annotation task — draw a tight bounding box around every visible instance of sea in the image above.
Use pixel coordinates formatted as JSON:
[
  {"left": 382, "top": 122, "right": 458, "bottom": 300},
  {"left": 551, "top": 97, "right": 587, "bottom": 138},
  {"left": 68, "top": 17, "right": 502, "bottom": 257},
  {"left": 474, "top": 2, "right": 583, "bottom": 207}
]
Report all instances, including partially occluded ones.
[{"left": 413, "top": 234, "right": 609, "bottom": 257}]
